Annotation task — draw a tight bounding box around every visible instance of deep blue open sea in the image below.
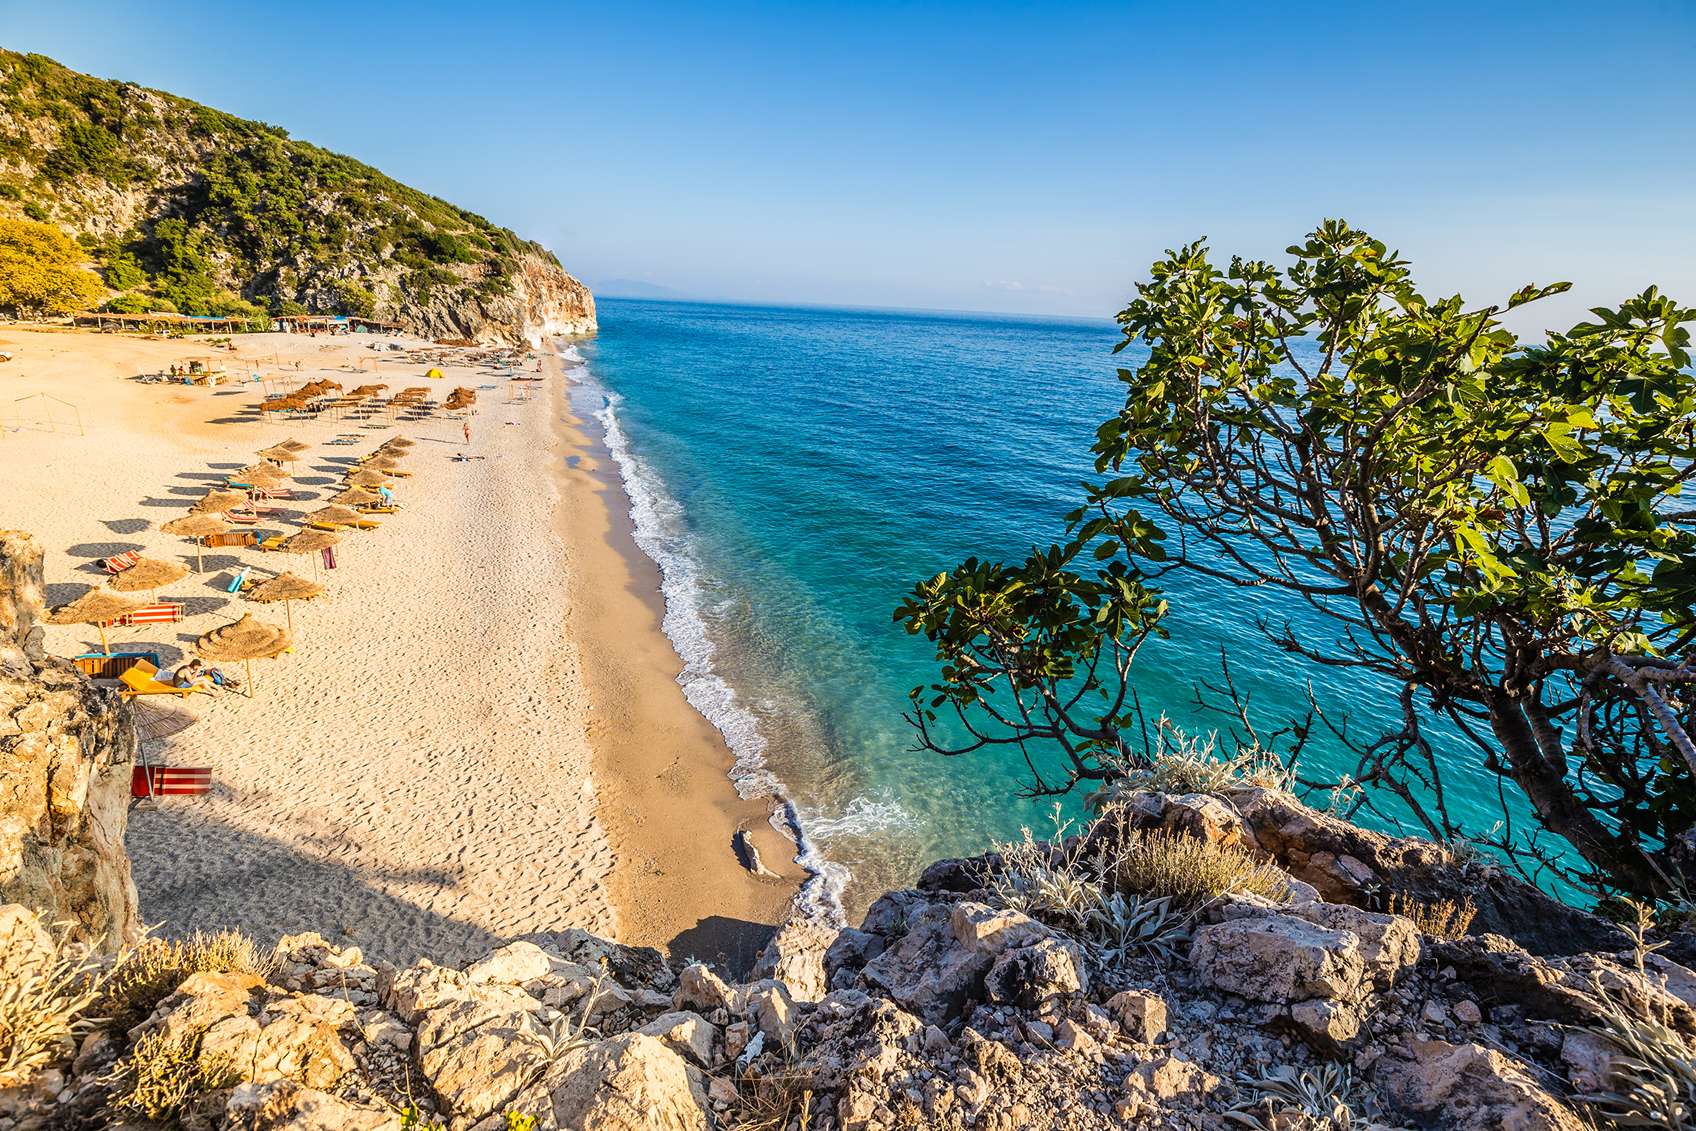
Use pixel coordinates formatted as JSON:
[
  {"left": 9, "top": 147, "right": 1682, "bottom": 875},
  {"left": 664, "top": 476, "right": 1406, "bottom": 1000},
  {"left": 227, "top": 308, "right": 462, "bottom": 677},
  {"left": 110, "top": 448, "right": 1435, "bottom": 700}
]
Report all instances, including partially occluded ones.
[{"left": 572, "top": 297, "right": 1522, "bottom": 912}]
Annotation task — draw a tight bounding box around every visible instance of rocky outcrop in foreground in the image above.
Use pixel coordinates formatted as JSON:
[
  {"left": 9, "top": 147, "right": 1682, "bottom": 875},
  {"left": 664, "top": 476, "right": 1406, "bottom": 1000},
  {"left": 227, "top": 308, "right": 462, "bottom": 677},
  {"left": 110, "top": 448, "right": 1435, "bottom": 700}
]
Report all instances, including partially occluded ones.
[
  {"left": 4, "top": 787, "right": 1690, "bottom": 1129},
  {"left": 0, "top": 531, "right": 138, "bottom": 951}
]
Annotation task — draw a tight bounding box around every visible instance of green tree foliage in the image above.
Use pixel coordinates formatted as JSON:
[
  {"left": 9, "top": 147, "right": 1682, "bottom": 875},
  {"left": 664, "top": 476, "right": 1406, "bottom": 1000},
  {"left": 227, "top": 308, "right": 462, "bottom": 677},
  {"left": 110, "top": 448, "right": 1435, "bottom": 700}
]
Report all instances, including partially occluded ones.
[
  {"left": 899, "top": 221, "right": 1696, "bottom": 899},
  {"left": 0, "top": 217, "right": 103, "bottom": 315}
]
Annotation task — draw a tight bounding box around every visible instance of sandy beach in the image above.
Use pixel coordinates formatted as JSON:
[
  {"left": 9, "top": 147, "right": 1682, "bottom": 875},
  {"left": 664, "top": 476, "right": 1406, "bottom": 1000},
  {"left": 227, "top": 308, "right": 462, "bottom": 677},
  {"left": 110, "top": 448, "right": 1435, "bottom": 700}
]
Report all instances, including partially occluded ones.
[{"left": 1, "top": 325, "right": 797, "bottom": 967}]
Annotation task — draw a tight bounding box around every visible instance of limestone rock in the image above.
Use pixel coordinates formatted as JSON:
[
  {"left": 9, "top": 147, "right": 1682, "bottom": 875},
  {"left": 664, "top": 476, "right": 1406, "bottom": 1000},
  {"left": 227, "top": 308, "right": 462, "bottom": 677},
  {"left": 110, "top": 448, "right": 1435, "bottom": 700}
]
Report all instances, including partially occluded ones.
[
  {"left": 138, "top": 971, "right": 357, "bottom": 1091},
  {"left": 1376, "top": 1038, "right": 1585, "bottom": 1130},
  {"left": 499, "top": 1031, "right": 711, "bottom": 1131},
  {"left": 224, "top": 1080, "right": 401, "bottom": 1130},
  {"left": 751, "top": 907, "right": 837, "bottom": 1002},
  {"left": 0, "top": 531, "right": 139, "bottom": 951},
  {"left": 1107, "top": 988, "right": 1168, "bottom": 1043},
  {"left": 466, "top": 940, "right": 554, "bottom": 986},
  {"left": 857, "top": 900, "right": 1053, "bottom": 1023},
  {"left": 636, "top": 1011, "right": 718, "bottom": 1066},
  {"left": 1190, "top": 912, "right": 1366, "bottom": 1004}
]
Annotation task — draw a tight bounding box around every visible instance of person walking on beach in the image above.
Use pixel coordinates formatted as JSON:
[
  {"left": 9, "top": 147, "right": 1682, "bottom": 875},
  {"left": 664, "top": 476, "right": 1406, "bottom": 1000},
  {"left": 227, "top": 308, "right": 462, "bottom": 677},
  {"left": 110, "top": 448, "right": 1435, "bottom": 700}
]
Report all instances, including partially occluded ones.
[{"left": 463, "top": 421, "right": 471, "bottom": 446}]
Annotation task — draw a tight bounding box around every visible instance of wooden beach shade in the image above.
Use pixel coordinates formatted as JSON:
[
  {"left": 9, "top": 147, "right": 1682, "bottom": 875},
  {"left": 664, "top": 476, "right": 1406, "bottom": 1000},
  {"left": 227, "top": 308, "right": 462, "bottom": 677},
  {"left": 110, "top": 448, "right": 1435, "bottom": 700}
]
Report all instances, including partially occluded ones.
[
  {"left": 378, "top": 436, "right": 415, "bottom": 451},
  {"left": 343, "top": 468, "right": 389, "bottom": 488},
  {"left": 49, "top": 589, "right": 147, "bottom": 655},
  {"left": 306, "top": 504, "right": 366, "bottom": 528},
  {"left": 258, "top": 444, "right": 303, "bottom": 464},
  {"left": 247, "top": 571, "right": 324, "bottom": 633},
  {"left": 360, "top": 455, "right": 409, "bottom": 477},
  {"left": 331, "top": 486, "right": 383, "bottom": 507},
  {"left": 233, "top": 462, "right": 290, "bottom": 485},
  {"left": 107, "top": 556, "right": 189, "bottom": 593},
  {"left": 160, "top": 513, "right": 230, "bottom": 571},
  {"left": 191, "top": 489, "right": 249, "bottom": 515},
  {"left": 278, "top": 439, "right": 310, "bottom": 452},
  {"left": 195, "top": 613, "right": 291, "bottom": 698},
  {"left": 279, "top": 528, "right": 340, "bottom": 576}
]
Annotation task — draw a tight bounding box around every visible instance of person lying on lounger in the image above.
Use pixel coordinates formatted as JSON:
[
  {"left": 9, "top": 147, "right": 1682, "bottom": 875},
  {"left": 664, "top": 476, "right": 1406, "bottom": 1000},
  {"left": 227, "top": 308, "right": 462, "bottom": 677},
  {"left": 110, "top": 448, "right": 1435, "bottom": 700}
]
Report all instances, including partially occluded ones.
[{"left": 171, "top": 659, "right": 242, "bottom": 692}]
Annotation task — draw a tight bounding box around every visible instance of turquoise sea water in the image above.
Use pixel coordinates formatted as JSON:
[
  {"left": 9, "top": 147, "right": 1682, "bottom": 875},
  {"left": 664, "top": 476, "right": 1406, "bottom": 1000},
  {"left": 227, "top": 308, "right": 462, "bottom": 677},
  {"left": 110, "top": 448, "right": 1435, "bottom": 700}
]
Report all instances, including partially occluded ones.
[{"left": 571, "top": 298, "right": 1518, "bottom": 914}]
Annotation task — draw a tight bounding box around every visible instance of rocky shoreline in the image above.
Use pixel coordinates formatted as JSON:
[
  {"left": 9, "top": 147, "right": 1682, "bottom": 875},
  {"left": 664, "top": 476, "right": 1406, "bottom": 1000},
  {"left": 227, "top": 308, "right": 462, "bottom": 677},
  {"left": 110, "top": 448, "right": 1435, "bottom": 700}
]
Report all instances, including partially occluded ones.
[{"left": 2, "top": 529, "right": 1691, "bottom": 1130}]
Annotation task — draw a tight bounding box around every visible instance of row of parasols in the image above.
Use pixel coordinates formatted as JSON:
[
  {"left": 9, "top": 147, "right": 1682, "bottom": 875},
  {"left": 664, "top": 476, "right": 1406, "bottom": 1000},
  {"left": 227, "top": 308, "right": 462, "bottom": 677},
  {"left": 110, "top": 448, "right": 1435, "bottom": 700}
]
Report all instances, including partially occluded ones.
[{"left": 45, "top": 434, "right": 417, "bottom": 695}]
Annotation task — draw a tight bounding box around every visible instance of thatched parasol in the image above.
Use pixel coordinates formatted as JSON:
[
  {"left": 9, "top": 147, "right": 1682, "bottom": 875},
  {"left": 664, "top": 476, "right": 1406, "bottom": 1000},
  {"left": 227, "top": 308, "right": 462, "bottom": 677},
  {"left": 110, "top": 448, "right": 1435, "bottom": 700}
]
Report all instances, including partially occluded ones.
[
  {"left": 130, "top": 698, "right": 200, "bottom": 742},
  {"left": 258, "top": 444, "right": 303, "bottom": 464},
  {"left": 191, "top": 489, "right": 248, "bottom": 514},
  {"left": 195, "top": 613, "right": 291, "bottom": 697},
  {"left": 247, "top": 571, "right": 325, "bottom": 631},
  {"left": 232, "top": 463, "right": 290, "bottom": 487},
  {"left": 360, "top": 456, "right": 409, "bottom": 477},
  {"left": 108, "top": 556, "right": 189, "bottom": 593},
  {"left": 378, "top": 437, "right": 414, "bottom": 451},
  {"left": 48, "top": 589, "right": 146, "bottom": 654},
  {"left": 306, "top": 504, "right": 364, "bottom": 527},
  {"left": 278, "top": 439, "right": 309, "bottom": 452},
  {"left": 279, "top": 528, "right": 340, "bottom": 576},
  {"left": 161, "top": 513, "right": 231, "bottom": 571},
  {"left": 331, "top": 486, "right": 383, "bottom": 507},
  {"left": 343, "top": 468, "right": 389, "bottom": 488}
]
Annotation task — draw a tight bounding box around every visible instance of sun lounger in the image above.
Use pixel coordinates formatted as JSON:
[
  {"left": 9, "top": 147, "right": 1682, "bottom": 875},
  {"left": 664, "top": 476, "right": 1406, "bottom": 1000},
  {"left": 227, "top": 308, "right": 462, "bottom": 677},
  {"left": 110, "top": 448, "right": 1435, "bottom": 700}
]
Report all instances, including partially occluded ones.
[
  {"left": 205, "top": 531, "right": 257, "bottom": 548},
  {"left": 223, "top": 507, "right": 259, "bottom": 526},
  {"left": 118, "top": 660, "right": 202, "bottom": 699},
  {"left": 247, "top": 486, "right": 297, "bottom": 501},
  {"left": 359, "top": 505, "right": 399, "bottom": 514},
  {"left": 226, "top": 566, "right": 250, "bottom": 594},
  {"left": 112, "top": 602, "right": 185, "bottom": 627},
  {"left": 258, "top": 531, "right": 285, "bottom": 551},
  {"left": 72, "top": 651, "right": 161, "bottom": 680},
  {"left": 131, "top": 765, "right": 212, "bottom": 799},
  {"left": 102, "top": 551, "right": 141, "bottom": 574}
]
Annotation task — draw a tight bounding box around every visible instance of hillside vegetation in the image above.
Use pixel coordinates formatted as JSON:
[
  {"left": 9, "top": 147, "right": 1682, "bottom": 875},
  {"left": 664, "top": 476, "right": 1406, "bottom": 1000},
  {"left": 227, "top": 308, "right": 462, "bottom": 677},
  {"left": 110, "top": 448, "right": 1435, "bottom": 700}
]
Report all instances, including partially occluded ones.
[{"left": 0, "top": 49, "right": 592, "bottom": 341}]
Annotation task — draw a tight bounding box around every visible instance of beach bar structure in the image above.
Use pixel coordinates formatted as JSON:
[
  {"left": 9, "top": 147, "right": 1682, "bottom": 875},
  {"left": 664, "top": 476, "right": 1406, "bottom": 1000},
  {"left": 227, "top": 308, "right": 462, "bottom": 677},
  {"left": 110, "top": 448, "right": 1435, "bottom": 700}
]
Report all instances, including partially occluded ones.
[
  {"left": 73, "top": 310, "right": 259, "bottom": 334},
  {"left": 272, "top": 314, "right": 403, "bottom": 335}
]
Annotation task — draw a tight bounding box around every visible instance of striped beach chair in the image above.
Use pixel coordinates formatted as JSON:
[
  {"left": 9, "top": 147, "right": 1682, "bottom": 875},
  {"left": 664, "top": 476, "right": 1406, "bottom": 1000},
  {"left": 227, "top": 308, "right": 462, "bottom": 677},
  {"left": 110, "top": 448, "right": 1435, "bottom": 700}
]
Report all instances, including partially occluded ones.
[
  {"left": 131, "top": 765, "right": 212, "bottom": 799},
  {"left": 112, "top": 602, "right": 185, "bottom": 627},
  {"left": 102, "top": 551, "right": 141, "bottom": 575}
]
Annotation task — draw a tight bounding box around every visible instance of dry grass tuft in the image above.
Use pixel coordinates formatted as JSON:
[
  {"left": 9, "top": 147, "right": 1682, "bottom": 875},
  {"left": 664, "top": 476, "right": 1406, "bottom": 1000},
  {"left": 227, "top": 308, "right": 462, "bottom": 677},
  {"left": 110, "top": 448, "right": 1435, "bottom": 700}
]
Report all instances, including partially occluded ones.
[
  {"left": 1097, "top": 717, "right": 1293, "bottom": 802},
  {"left": 1385, "top": 892, "right": 1476, "bottom": 941},
  {"left": 1110, "top": 828, "right": 1289, "bottom": 905},
  {"left": 720, "top": 1063, "right": 815, "bottom": 1131},
  {"left": 97, "top": 931, "right": 273, "bottom": 1032},
  {"left": 107, "top": 1028, "right": 238, "bottom": 1123},
  {"left": 0, "top": 920, "right": 103, "bottom": 1090}
]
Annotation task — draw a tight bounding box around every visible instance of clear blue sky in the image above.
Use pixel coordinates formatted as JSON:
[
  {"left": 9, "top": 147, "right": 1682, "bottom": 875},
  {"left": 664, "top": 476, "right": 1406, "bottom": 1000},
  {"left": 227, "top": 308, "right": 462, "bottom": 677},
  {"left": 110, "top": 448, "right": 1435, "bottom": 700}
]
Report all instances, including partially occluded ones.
[{"left": 3, "top": 0, "right": 1693, "bottom": 328}]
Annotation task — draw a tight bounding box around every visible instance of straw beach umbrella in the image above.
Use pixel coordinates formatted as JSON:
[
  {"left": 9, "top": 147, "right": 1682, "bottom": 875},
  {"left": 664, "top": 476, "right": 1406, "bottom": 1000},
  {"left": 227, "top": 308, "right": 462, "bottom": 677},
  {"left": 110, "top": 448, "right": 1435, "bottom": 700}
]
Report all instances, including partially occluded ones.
[
  {"left": 161, "top": 513, "right": 230, "bottom": 571},
  {"left": 331, "top": 486, "right": 383, "bottom": 507},
  {"left": 48, "top": 589, "right": 145, "bottom": 655},
  {"left": 107, "top": 556, "right": 189, "bottom": 593},
  {"left": 279, "top": 528, "right": 340, "bottom": 577},
  {"left": 233, "top": 463, "right": 290, "bottom": 485},
  {"left": 195, "top": 613, "right": 291, "bottom": 698},
  {"left": 306, "top": 504, "right": 364, "bottom": 527},
  {"left": 277, "top": 438, "right": 309, "bottom": 452},
  {"left": 191, "top": 489, "right": 248, "bottom": 514},
  {"left": 343, "top": 468, "right": 389, "bottom": 488},
  {"left": 258, "top": 444, "right": 303, "bottom": 464},
  {"left": 247, "top": 571, "right": 324, "bottom": 632}
]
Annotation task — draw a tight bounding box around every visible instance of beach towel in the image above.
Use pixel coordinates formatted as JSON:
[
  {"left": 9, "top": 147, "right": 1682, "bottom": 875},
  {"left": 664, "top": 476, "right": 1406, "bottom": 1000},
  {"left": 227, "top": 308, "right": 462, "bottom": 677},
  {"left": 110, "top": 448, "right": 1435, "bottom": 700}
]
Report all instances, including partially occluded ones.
[{"left": 322, "top": 547, "right": 337, "bottom": 570}]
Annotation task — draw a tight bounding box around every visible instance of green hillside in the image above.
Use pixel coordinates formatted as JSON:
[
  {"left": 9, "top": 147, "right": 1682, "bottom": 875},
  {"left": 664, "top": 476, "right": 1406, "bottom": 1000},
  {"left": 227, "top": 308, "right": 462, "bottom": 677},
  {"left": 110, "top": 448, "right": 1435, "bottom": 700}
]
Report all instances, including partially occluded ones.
[{"left": 0, "top": 49, "right": 584, "bottom": 338}]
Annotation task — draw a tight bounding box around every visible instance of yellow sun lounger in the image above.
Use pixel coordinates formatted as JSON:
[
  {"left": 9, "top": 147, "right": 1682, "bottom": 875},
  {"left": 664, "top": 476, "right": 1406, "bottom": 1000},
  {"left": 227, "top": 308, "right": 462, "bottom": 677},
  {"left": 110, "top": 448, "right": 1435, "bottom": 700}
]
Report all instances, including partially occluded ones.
[{"left": 119, "top": 660, "right": 206, "bottom": 700}]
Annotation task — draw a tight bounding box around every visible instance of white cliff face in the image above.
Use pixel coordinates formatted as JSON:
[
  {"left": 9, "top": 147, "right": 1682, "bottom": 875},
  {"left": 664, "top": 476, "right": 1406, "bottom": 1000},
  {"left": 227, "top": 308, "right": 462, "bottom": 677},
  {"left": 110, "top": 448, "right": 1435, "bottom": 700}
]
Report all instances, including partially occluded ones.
[{"left": 511, "top": 251, "right": 598, "bottom": 346}]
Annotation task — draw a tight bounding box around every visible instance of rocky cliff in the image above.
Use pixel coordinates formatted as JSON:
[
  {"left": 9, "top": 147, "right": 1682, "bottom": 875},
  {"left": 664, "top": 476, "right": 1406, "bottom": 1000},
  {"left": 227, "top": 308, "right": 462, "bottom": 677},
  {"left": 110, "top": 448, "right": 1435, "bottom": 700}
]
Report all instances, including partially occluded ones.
[
  {"left": 0, "top": 531, "right": 139, "bottom": 953},
  {"left": 0, "top": 50, "right": 594, "bottom": 345}
]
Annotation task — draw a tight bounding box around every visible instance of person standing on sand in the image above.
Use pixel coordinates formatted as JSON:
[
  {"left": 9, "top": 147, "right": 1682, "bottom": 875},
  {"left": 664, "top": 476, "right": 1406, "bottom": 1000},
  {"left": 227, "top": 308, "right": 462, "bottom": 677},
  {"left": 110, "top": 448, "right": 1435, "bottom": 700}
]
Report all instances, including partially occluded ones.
[{"left": 463, "top": 421, "right": 471, "bottom": 446}]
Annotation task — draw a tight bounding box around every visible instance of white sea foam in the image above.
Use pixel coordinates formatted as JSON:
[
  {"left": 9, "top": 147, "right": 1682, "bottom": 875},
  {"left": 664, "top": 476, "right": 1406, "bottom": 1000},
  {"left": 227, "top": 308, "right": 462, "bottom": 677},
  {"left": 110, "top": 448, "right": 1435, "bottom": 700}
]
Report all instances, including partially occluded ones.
[{"left": 576, "top": 366, "right": 850, "bottom": 923}]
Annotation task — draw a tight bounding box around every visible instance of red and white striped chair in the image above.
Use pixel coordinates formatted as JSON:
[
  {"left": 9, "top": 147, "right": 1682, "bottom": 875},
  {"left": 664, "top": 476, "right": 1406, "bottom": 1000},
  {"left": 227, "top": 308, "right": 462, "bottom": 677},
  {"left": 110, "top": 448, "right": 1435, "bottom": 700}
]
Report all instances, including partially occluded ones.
[
  {"left": 131, "top": 765, "right": 211, "bottom": 799},
  {"left": 102, "top": 551, "right": 141, "bottom": 574},
  {"left": 111, "top": 602, "right": 185, "bottom": 627}
]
